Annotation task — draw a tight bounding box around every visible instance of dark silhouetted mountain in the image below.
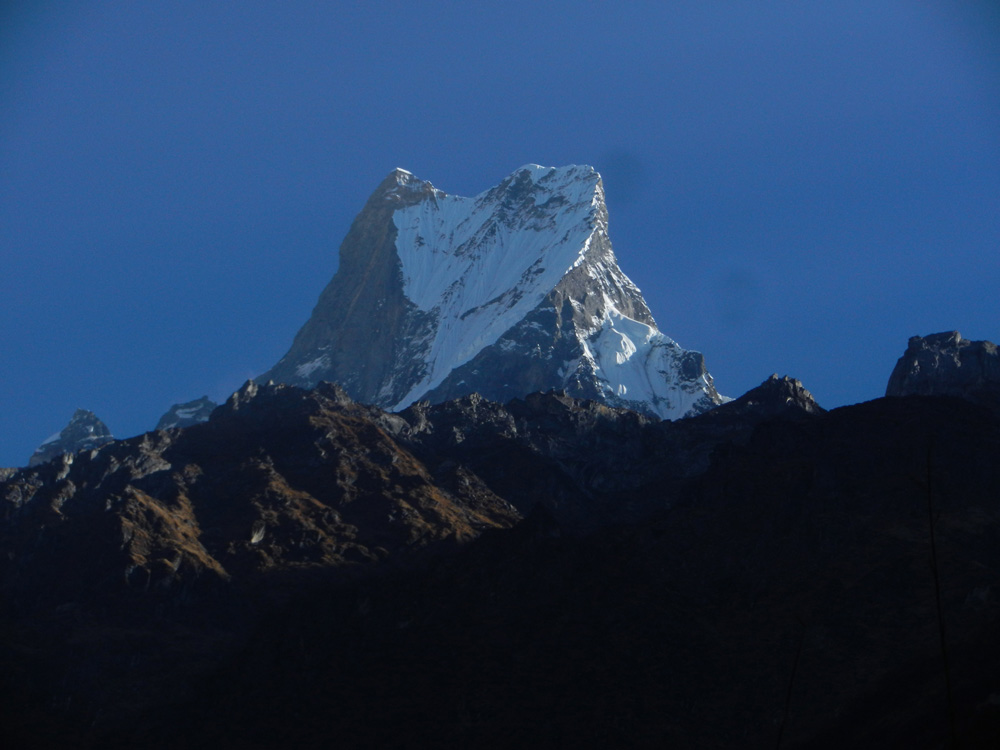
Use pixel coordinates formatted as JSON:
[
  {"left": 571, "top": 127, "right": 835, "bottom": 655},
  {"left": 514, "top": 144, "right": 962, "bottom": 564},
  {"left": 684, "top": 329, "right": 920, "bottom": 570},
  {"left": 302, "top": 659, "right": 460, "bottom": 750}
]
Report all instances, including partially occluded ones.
[
  {"left": 260, "top": 165, "right": 725, "bottom": 418},
  {"left": 175, "top": 393, "right": 1000, "bottom": 750},
  {"left": 3, "top": 348, "right": 1000, "bottom": 748},
  {"left": 702, "top": 372, "right": 825, "bottom": 421}
]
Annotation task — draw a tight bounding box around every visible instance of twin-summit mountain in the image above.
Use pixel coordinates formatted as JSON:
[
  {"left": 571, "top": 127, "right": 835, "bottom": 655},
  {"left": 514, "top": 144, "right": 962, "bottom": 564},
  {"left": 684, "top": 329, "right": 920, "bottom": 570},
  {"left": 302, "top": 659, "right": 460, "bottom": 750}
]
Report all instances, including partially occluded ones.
[{"left": 260, "top": 164, "right": 725, "bottom": 417}]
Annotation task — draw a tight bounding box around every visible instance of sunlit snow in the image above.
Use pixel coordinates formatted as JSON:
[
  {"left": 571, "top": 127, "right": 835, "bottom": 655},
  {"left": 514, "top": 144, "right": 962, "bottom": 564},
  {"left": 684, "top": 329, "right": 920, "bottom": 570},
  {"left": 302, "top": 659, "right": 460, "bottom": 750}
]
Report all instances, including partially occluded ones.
[
  {"left": 376, "top": 163, "right": 722, "bottom": 418},
  {"left": 578, "top": 310, "right": 712, "bottom": 420},
  {"left": 391, "top": 165, "right": 601, "bottom": 407}
]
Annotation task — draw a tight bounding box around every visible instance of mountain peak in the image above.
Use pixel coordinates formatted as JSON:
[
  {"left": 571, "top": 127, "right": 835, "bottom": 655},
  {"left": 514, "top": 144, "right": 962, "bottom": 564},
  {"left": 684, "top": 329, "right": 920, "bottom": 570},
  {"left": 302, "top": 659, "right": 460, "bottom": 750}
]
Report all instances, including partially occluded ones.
[
  {"left": 260, "top": 165, "right": 725, "bottom": 419},
  {"left": 374, "top": 168, "right": 439, "bottom": 205},
  {"left": 28, "top": 408, "right": 114, "bottom": 467},
  {"left": 886, "top": 330, "right": 1000, "bottom": 410},
  {"left": 513, "top": 163, "right": 598, "bottom": 182},
  {"left": 705, "top": 374, "right": 824, "bottom": 421},
  {"left": 155, "top": 395, "right": 217, "bottom": 430},
  {"left": 490, "top": 164, "right": 602, "bottom": 211}
]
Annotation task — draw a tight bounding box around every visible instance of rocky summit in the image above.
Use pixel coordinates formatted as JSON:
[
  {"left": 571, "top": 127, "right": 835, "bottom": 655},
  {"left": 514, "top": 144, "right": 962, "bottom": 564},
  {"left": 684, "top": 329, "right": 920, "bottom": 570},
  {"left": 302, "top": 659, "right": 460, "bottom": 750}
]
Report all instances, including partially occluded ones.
[
  {"left": 260, "top": 165, "right": 725, "bottom": 419},
  {"left": 887, "top": 330, "right": 1000, "bottom": 411},
  {"left": 27, "top": 408, "right": 113, "bottom": 467},
  {"left": 155, "top": 396, "right": 218, "bottom": 430}
]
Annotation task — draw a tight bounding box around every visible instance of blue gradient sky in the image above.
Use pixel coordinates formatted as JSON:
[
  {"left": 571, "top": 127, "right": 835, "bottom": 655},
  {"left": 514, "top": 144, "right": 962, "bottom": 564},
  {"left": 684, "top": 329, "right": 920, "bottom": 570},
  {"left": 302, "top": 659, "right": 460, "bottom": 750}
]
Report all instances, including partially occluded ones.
[{"left": 2, "top": 1, "right": 998, "bottom": 466}]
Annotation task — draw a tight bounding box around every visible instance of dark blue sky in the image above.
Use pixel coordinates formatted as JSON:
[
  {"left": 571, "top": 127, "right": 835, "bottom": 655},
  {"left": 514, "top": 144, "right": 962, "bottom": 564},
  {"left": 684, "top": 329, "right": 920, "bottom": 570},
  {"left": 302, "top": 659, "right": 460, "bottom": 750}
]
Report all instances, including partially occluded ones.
[{"left": 2, "top": 1, "right": 998, "bottom": 466}]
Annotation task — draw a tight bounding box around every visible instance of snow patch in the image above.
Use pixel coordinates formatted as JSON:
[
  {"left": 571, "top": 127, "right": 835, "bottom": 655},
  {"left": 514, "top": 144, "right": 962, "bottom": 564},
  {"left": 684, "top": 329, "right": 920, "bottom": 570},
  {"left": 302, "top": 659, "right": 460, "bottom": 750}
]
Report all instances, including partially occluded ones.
[{"left": 296, "top": 355, "right": 330, "bottom": 379}]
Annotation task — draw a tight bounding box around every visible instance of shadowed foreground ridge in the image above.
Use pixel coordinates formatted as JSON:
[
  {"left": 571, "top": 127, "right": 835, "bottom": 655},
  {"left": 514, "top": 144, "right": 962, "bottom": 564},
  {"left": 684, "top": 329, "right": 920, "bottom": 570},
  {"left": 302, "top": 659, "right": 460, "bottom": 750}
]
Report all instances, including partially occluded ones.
[{"left": 2, "top": 337, "right": 1000, "bottom": 747}]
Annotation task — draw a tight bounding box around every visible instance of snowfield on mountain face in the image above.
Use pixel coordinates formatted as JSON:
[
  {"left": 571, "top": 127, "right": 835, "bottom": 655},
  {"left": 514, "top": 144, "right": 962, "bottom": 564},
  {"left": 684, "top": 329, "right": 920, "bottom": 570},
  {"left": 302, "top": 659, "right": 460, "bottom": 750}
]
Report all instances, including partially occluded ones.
[
  {"left": 295, "top": 355, "right": 331, "bottom": 379},
  {"left": 391, "top": 165, "right": 604, "bottom": 408},
  {"left": 578, "top": 309, "right": 717, "bottom": 419}
]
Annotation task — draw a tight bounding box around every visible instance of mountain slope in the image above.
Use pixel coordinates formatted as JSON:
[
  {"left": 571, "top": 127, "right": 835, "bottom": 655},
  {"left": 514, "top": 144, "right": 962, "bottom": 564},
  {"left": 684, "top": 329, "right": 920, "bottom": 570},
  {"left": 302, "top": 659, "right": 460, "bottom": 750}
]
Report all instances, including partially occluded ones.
[
  {"left": 260, "top": 165, "right": 725, "bottom": 419},
  {"left": 2, "top": 381, "right": 520, "bottom": 615}
]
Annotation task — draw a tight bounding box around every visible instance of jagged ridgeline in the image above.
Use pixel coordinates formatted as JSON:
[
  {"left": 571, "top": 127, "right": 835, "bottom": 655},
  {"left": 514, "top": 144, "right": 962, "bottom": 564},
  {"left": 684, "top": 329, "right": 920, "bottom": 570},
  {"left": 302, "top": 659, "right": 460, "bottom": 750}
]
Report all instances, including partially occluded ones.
[
  {"left": 4, "top": 358, "right": 1000, "bottom": 747},
  {"left": 260, "top": 165, "right": 726, "bottom": 418}
]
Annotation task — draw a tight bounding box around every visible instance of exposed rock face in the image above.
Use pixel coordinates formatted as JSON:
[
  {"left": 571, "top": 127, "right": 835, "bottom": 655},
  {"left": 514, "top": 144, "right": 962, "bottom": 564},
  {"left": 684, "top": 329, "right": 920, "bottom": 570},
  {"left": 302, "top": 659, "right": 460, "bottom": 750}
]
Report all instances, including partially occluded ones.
[
  {"left": 27, "top": 408, "right": 113, "bottom": 467},
  {"left": 155, "top": 396, "right": 217, "bottom": 430},
  {"left": 886, "top": 331, "right": 1000, "bottom": 410},
  {"left": 260, "top": 165, "right": 725, "bottom": 419}
]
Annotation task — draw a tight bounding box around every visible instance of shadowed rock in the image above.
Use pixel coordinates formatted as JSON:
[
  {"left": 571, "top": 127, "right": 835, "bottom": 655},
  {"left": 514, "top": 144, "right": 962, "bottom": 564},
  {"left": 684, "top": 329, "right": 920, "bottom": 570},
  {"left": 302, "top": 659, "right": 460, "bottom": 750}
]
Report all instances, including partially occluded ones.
[
  {"left": 886, "top": 331, "right": 1000, "bottom": 411},
  {"left": 702, "top": 373, "right": 825, "bottom": 421},
  {"left": 5, "top": 353, "right": 1000, "bottom": 748}
]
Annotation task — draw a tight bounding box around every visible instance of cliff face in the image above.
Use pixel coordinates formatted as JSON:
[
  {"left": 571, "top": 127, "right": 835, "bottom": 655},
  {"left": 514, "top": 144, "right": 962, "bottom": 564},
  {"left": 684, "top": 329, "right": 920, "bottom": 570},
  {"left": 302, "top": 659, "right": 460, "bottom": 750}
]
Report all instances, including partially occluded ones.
[
  {"left": 260, "top": 170, "right": 436, "bottom": 405},
  {"left": 887, "top": 331, "right": 1000, "bottom": 410}
]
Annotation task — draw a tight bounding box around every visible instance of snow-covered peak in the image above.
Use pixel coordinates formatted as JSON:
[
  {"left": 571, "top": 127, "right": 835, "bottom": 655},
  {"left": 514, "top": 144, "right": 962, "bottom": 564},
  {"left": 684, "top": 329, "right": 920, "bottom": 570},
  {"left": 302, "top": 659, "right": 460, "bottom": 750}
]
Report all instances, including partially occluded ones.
[
  {"left": 389, "top": 167, "right": 421, "bottom": 187},
  {"left": 259, "top": 163, "right": 725, "bottom": 421},
  {"left": 390, "top": 164, "right": 607, "bottom": 408},
  {"left": 498, "top": 164, "right": 602, "bottom": 208}
]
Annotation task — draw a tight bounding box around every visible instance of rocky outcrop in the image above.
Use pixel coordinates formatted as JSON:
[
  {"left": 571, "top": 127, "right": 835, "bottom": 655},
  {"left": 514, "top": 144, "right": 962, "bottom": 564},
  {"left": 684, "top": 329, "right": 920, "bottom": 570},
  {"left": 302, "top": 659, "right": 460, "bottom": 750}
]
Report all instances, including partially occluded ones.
[
  {"left": 27, "top": 408, "right": 113, "bottom": 467},
  {"left": 704, "top": 373, "right": 825, "bottom": 421},
  {"left": 886, "top": 331, "right": 1000, "bottom": 410},
  {"left": 155, "top": 396, "right": 217, "bottom": 430}
]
